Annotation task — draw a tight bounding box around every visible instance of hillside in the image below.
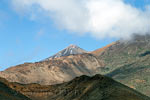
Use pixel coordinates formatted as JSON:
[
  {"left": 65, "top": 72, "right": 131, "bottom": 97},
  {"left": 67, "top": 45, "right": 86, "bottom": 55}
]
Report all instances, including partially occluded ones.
[
  {"left": 1, "top": 74, "right": 150, "bottom": 100},
  {"left": 93, "top": 34, "right": 150, "bottom": 96}
]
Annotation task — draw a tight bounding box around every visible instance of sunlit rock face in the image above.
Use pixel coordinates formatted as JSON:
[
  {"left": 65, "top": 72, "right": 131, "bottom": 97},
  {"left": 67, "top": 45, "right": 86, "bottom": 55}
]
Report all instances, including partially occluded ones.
[{"left": 0, "top": 53, "right": 104, "bottom": 85}]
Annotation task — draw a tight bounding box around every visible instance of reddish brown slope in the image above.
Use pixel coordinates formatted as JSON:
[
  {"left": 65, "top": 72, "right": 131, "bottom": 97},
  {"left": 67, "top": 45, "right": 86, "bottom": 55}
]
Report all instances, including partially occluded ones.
[{"left": 92, "top": 42, "right": 116, "bottom": 56}]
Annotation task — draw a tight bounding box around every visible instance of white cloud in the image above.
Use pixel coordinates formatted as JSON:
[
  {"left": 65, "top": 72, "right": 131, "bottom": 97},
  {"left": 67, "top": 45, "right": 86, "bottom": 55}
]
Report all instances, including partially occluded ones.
[{"left": 11, "top": 0, "right": 150, "bottom": 39}]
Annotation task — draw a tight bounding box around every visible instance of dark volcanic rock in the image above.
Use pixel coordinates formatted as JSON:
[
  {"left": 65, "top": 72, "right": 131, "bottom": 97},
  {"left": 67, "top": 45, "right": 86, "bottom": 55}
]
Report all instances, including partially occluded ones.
[{"left": 0, "top": 77, "right": 31, "bottom": 100}]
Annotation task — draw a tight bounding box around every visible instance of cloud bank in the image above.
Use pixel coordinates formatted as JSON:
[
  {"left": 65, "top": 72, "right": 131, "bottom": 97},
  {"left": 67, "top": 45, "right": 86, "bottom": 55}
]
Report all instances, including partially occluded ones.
[{"left": 11, "top": 0, "right": 150, "bottom": 39}]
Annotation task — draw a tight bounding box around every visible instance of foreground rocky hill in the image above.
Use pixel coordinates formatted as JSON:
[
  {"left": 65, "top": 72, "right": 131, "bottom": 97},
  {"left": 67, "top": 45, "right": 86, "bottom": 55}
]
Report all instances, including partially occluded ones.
[
  {"left": 93, "top": 34, "right": 150, "bottom": 96},
  {"left": 1, "top": 74, "right": 149, "bottom": 100},
  {"left": 0, "top": 53, "right": 104, "bottom": 85}
]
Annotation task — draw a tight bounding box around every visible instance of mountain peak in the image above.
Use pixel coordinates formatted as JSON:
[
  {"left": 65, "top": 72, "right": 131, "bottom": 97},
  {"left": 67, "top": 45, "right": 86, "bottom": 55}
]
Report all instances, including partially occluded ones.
[
  {"left": 44, "top": 44, "right": 87, "bottom": 60},
  {"left": 68, "top": 44, "right": 78, "bottom": 48}
]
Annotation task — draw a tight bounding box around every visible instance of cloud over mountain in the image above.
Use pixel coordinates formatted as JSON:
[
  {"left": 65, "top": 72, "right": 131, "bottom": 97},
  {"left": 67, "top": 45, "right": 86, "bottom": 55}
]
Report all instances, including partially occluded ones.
[{"left": 11, "top": 0, "right": 150, "bottom": 39}]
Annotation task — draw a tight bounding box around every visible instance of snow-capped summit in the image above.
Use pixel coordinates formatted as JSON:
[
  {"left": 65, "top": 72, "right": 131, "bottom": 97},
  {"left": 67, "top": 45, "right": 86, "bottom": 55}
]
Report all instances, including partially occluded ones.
[{"left": 44, "top": 44, "right": 87, "bottom": 60}]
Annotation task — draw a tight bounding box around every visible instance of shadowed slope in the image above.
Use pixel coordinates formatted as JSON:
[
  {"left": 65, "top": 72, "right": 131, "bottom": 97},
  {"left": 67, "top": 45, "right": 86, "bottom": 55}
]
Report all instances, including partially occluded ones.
[{"left": 0, "top": 78, "right": 31, "bottom": 100}]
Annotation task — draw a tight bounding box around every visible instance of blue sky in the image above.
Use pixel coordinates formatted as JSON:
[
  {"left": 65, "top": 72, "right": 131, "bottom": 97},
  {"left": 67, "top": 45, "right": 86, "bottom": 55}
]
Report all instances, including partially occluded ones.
[{"left": 0, "top": 0, "right": 150, "bottom": 70}]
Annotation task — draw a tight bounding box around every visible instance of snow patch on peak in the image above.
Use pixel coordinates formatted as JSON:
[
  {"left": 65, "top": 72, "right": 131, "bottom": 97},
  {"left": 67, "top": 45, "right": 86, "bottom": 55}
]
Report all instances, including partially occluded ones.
[{"left": 43, "top": 44, "right": 87, "bottom": 61}]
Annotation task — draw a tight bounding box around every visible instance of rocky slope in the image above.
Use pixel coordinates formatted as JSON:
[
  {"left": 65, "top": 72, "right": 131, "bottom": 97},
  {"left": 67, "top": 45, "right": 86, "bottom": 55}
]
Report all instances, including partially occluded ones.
[
  {"left": 0, "top": 77, "right": 31, "bottom": 100},
  {"left": 1, "top": 74, "right": 149, "bottom": 100},
  {"left": 0, "top": 53, "right": 104, "bottom": 85},
  {"left": 92, "top": 34, "right": 150, "bottom": 97}
]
